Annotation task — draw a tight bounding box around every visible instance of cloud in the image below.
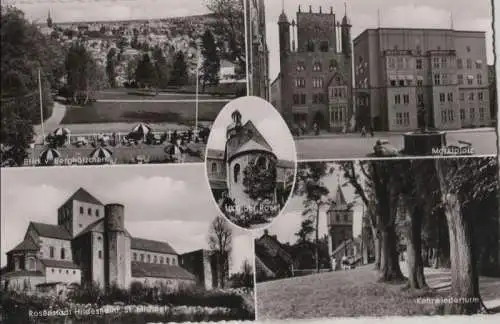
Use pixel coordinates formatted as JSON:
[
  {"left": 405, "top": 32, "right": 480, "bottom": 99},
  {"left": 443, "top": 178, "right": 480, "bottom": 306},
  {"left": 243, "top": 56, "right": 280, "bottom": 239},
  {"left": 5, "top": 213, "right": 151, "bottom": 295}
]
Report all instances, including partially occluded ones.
[{"left": 207, "top": 96, "right": 297, "bottom": 161}]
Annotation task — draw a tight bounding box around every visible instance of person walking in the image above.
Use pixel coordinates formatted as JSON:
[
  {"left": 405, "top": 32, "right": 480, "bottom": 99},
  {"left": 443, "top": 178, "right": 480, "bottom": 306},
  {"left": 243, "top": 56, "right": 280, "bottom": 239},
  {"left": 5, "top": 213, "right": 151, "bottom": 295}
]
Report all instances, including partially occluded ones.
[{"left": 361, "top": 126, "right": 366, "bottom": 137}]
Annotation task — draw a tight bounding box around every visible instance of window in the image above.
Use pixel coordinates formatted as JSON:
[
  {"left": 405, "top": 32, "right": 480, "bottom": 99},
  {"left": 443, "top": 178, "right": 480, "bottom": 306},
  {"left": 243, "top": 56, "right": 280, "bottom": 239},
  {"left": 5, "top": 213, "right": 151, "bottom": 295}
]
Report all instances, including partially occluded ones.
[
  {"left": 154, "top": 256, "right": 157, "bottom": 263},
  {"left": 147, "top": 254, "right": 151, "bottom": 262},
  {"left": 27, "top": 258, "right": 35, "bottom": 270},
  {"left": 307, "top": 40, "right": 315, "bottom": 52},
  {"left": 399, "top": 80, "right": 405, "bottom": 87},
  {"left": 295, "top": 78, "right": 305, "bottom": 88},
  {"left": 466, "top": 46, "right": 471, "bottom": 53},
  {"left": 467, "top": 59, "right": 472, "bottom": 69},
  {"left": 458, "top": 74, "right": 463, "bottom": 85},
  {"left": 87, "top": 208, "right": 91, "bottom": 215},
  {"left": 59, "top": 269, "right": 62, "bottom": 273},
  {"left": 397, "top": 57, "right": 404, "bottom": 69},
  {"left": 439, "top": 93, "right": 446, "bottom": 103},
  {"left": 51, "top": 269, "right": 54, "bottom": 273},
  {"left": 390, "top": 80, "right": 396, "bottom": 86},
  {"left": 434, "top": 74, "right": 441, "bottom": 85},
  {"left": 457, "top": 58, "right": 463, "bottom": 69},
  {"left": 211, "top": 162, "right": 217, "bottom": 173},
  {"left": 293, "top": 94, "right": 299, "bottom": 105},
  {"left": 172, "top": 258, "right": 176, "bottom": 265},
  {"left": 388, "top": 57, "right": 395, "bottom": 69},
  {"left": 320, "top": 41, "right": 329, "bottom": 52},
  {"left": 312, "top": 78, "right": 323, "bottom": 88},
  {"left": 66, "top": 270, "right": 69, "bottom": 274},
  {"left": 441, "top": 57, "right": 448, "bottom": 68},
  {"left": 448, "top": 110, "right": 454, "bottom": 121},
  {"left": 73, "top": 270, "right": 76, "bottom": 274},
  {"left": 460, "top": 92, "right": 465, "bottom": 101},
  {"left": 140, "top": 254, "right": 144, "bottom": 262},
  {"left": 476, "top": 61, "right": 482, "bottom": 69},
  {"left": 417, "top": 94, "right": 424, "bottom": 106},
  {"left": 98, "top": 251, "right": 102, "bottom": 259},
  {"left": 160, "top": 257, "right": 164, "bottom": 264},
  {"left": 95, "top": 209, "right": 99, "bottom": 217},
  {"left": 166, "top": 257, "right": 170, "bottom": 265},
  {"left": 478, "top": 92, "right": 484, "bottom": 101},
  {"left": 442, "top": 74, "right": 448, "bottom": 85},
  {"left": 300, "top": 94, "right": 306, "bottom": 105},
  {"left": 50, "top": 246, "right": 54, "bottom": 258},
  {"left": 417, "top": 80, "right": 423, "bottom": 87},
  {"left": 296, "top": 62, "right": 305, "bottom": 72},
  {"left": 433, "top": 57, "right": 440, "bottom": 69},
  {"left": 447, "top": 93, "right": 453, "bottom": 102},
  {"left": 79, "top": 207, "right": 84, "bottom": 214},
  {"left": 403, "top": 94, "right": 409, "bottom": 105},
  {"left": 61, "top": 248, "right": 65, "bottom": 260},
  {"left": 479, "top": 107, "right": 485, "bottom": 121},
  {"left": 460, "top": 109, "right": 466, "bottom": 121},
  {"left": 133, "top": 253, "right": 137, "bottom": 261},
  {"left": 394, "top": 95, "right": 401, "bottom": 105},
  {"left": 233, "top": 164, "right": 240, "bottom": 183},
  {"left": 469, "top": 92, "right": 475, "bottom": 101},
  {"left": 330, "top": 59, "right": 338, "bottom": 71},
  {"left": 470, "top": 107, "right": 475, "bottom": 120},
  {"left": 477, "top": 74, "right": 482, "bottom": 85},
  {"left": 313, "top": 62, "right": 322, "bottom": 72},
  {"left": 416, "top": 59, "right": 422, "bottom": 70}
]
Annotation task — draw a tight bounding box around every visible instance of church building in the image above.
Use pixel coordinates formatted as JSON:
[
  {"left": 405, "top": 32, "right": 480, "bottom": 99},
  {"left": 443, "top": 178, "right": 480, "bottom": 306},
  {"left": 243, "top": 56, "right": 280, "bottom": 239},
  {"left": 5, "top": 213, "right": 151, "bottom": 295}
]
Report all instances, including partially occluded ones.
[
  {"left": 1, "top": 188, "right": 226, "bottom": 293},
  {"left": 271, "top": 5, "right": 354, "bottom": 132}
]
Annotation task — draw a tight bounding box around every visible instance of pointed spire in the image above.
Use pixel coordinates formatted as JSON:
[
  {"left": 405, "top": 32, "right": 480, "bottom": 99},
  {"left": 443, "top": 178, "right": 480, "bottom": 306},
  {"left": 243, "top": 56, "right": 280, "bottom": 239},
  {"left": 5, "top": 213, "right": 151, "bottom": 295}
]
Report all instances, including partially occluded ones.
[{"left": 344, "top": 2, "right": 347, "bottom": 16}]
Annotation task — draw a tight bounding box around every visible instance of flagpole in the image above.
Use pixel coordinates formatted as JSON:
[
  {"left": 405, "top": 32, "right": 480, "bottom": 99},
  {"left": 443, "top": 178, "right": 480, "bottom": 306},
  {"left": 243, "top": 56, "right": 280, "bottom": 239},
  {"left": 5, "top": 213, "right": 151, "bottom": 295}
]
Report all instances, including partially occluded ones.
[
  {"left": 196, "top": 38, "right": 201, "bottom": 133},
  {"left": 38, "top": 68, "right": 45, "bottom": 144},
  {"left": 243, "top": 0, "right": 250, "bottom": 96}
]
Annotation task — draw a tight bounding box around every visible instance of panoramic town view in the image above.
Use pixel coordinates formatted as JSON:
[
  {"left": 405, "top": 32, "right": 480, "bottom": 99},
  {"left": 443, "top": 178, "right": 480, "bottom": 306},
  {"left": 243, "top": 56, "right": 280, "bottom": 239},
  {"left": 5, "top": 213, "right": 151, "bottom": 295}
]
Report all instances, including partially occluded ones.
[{"left": 1, "top": 0, "right": 249, "bottom": 167}]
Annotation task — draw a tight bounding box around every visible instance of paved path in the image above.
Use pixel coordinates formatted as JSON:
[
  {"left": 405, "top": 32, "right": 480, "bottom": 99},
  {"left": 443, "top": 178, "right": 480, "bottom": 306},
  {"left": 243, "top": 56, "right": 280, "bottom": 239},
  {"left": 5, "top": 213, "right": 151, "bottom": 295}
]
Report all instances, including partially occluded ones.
[
  {"left": 33, "top": 102, "right": 67, "bottom": 142},
  {"left": 295, "top": 129, "right": 498, "bottom": 160}
]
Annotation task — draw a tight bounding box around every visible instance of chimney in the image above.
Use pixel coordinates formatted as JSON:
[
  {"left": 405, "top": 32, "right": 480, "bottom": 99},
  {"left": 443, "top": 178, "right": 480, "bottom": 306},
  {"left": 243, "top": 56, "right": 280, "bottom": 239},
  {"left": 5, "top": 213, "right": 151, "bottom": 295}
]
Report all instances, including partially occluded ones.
[
  {"left": 319, "top": 6, "right": 322, "bottom": 14},
  {"left": 309, "top": 5, "right": 312, "bottom": 13},
  {"left": 330, "top": 7, "right": 333, "bottom": 14}
]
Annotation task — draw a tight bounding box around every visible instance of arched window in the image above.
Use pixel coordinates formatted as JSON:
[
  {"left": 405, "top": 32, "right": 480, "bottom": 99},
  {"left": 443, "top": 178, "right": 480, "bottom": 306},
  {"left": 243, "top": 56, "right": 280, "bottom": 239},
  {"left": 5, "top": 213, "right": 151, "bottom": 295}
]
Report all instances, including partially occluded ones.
[
  {"left": 154, "top": 256, "right": 157, "bottom": 263},
  {"left": 49, "top": 246, "right": 55, "bottom": 258},
  {"left": 27, "top": 258, "right": 36, "bottom": 270},
  {"left": 61, "top": 248, "right": 66, "bottom": 260},
  {"left": 95, "top": 209, "right": 100, "bottom": 217},
  {"left": 166, "top": 257, "right": 170, "bottom": 265},
  {"left": 87, "top": 208, "right": 91, "bottom": 215},
  {"left": 160, "top": 257, "right": 164, "bottom": 264},
  {"left": 233, "top": 164, "right": 241, "bottom": 183},
  {"left": 211, "top": 162, "right": 217, "bottom": 173},
  {"left": 147, "top": 254, "right": 151, "bottom": 262},
  {"left": 140, "top": 254, "right": 144, "bottom": 262}
]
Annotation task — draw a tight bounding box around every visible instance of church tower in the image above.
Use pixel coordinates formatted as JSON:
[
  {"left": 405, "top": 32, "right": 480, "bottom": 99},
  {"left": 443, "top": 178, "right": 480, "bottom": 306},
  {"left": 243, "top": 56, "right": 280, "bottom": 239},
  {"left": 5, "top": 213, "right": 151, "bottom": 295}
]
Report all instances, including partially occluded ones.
[
  {"left": 341, "top": 4, "right": 351, "bottom": 58},
  {"left": 326, "top": 185, "right": 353, "bottom": 257},
  {"left": 104, "top": 204, "right": 131, "bottom": 290},
  {"left": 47, "top": 10, "right": 53, "bottom": 28},
  {"left": 278, "top": 6, "right": 293, "bottom": 125}
]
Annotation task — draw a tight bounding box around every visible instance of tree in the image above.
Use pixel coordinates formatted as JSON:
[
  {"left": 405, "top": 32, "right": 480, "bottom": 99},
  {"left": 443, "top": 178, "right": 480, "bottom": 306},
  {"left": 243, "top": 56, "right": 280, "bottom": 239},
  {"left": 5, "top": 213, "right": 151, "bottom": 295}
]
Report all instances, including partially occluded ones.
[
  {"left": 208, "top": 216, "right": 233, "bottom": 289},
  {"left": 206, "top": 0, "right": 246, "bottom": 76},
  {"left": 200, "top": 29, "right": 220, "bottom": 91},
  {"left": 65, "top": 41, "right": 103, "bottom": 104},
  {"left": 126, "top": 56, "right": 139, "bottom": 84},
  {"left": 242, "top": 158, "right": 277, "bottom": 200},
  {"left": 433, "top": 157, "right": 497, "bottom": 314},
  {"left": 1, "top": 6, "right": 64, "bottom": 165},
  {"left": 135, "top": 53, "right": 157, "bottom": 89},
  {"left": 106, "top": 48, "right": 117, "bottom": 88},
  {"left": 152, "top": 46, "right": 170, "bottom": 89},
  {"left": 169, "top": 51, "right": 188, "bottom": 86},
  {"left": 294, "top": 162, "right": 334, "bottom": 273},
  {"left": 295, "top": 219, "right": 314, "bottom": 244}
]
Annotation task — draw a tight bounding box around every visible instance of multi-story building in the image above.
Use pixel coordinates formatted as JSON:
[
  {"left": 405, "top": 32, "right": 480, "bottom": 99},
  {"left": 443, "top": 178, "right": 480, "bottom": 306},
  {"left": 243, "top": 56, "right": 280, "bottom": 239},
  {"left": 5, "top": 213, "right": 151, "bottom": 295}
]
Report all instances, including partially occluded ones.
[
  {"left": 1, "top": 188, "right": 225, "bottom": 293},
  {"left": 246, "top": 0, "right": 269, "bottom": 100},
  {"left": 354, "top": 28, "right": 492, "bottom": 131},
  {"left": 271, "top": 5, "right": 353, "bottom": 131}
]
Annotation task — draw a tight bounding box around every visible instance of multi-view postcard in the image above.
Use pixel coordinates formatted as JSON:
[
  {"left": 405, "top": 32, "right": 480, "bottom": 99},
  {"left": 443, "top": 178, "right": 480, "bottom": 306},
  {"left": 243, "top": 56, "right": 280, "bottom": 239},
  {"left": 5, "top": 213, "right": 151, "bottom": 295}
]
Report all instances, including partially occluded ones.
[{"left": 1, "top": 0, "right": 499, "bottom": 323}]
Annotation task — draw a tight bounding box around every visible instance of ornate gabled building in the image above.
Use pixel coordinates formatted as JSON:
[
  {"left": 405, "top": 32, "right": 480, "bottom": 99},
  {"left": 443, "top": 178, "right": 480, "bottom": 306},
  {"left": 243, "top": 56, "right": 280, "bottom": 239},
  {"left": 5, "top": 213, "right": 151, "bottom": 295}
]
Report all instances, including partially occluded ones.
[
  {"left": 271, "top": 5, "right": 353, "bottom": 131},
  {"left": 1, "top": 188, "right": 225, "bottom": 293}
]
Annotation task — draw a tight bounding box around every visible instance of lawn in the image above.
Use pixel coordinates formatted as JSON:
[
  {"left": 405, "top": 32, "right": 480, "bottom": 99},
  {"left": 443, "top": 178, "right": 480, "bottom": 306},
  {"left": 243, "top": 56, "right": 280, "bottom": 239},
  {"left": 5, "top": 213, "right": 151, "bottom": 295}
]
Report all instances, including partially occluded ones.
[
  {"left": 61, "top": 100, "right": 229, "bottom": 125},
  {"left": 256, "top": 265, "right": 444, "bottom": 320}
]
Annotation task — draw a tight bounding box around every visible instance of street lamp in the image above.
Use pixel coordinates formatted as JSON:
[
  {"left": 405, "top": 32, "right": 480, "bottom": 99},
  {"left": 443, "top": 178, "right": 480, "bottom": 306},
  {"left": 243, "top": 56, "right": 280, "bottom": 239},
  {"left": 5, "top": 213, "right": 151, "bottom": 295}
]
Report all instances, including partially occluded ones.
[{"left": 195, "top": 38, "right": 203, "bottom": 136}]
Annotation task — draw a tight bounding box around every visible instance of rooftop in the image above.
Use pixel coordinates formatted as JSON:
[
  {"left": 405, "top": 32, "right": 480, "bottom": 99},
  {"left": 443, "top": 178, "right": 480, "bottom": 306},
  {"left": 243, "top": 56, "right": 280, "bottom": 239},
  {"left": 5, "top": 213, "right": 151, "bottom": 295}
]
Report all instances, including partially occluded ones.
[
  {"left": 40, "top": 259, "right": 81, "bottom": 270},
  {"left": 132, "top": 237, "right": 177, "bottom": 255},
  {"left": 64, "top": 187, "right": 103, "bottom": 206},
  {"left": 30, "top": 222, "right": 72, "bottom": 241},
  {"left": 131, "top": 262, "right": 196, "bottom": 280},
  {"left": 8, "top": 237, "right": 39, "bottom": 253}
]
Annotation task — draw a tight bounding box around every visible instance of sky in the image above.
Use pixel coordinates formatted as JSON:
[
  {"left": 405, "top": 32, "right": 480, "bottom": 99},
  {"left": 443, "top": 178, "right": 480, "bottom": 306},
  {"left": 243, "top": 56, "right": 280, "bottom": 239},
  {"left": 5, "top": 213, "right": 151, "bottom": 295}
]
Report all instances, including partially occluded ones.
[
  {"left": 255, "top": 162, "right": 365, "bottom": 245},
  {"left": 206, "top": 96, "right": 297, "bottom": 161},
  {"left": 264, "top": 0, "right": 495, "bottom": 81},
  {"left": 0, "top": 164, "right": 253, "bottom": 274}
]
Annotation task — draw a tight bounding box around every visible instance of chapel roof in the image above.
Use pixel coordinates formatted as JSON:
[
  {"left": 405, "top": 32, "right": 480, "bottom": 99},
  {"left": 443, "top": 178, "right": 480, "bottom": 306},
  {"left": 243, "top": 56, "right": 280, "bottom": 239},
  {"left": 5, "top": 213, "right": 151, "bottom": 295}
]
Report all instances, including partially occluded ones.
[
  {"left": 131, "top": 262, "right": 196, "bottom": 280},
  {"left": 65, "top": 187, "right": 103, "bottom": 206},
  {"left": 8, "top": 237, "right": 39, "bottom": 253},
  {"left": 29, "top": 222, "right": 72, "bottom": 241},
  {"left": 225, "top": 120, "right": 274, "bottom": 161},
  {"left": 40, "top": 259, "right": 81, "bottom": 269},
  {"left": 131, "top": 237, "right": 178, "bottom": 255}
]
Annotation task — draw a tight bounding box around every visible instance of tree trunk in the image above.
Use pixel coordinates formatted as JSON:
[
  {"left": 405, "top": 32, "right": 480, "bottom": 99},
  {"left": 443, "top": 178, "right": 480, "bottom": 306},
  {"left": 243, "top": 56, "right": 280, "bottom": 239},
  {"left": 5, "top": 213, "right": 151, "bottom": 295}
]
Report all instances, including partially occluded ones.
[
  {"left": 406, "top": 207, "right": 428, "bottom": 289},
  {"left": 373, "top": 228, "right": 381, "bottom": 270},
  {"left": 379, "top": 227, "right": 405, "bottom": 282},
  {"left": 442, "top": 193, "right": 481, "bottom": 314},
  {"left": 315, "top": 204, "right": 320, "bottom": 273}
]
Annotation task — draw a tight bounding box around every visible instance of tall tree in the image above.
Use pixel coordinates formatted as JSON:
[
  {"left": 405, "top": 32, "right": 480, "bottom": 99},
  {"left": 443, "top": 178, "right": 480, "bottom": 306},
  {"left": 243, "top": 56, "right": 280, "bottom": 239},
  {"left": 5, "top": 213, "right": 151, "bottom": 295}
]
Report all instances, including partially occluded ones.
[
  {"left": 294, "top": 162, "right": 334, "bottom": 273},
  {"left": 208, "top": 216, "right": 233, "bottom": 289},
  {"left": 434, "top": 157, "right": 497, "bottom": 314},
  {"left": 65, "top": 41, "right": 102, "bottom": 104},
  {"left": 169, "top": 51, "right": 188, "bottom": 86},
  {"left": 206, "top": 0, "right": 246, "bottom": 76},
  {"left": 152, "top": 46, "right": 170, "bottom": 89},
  {"left": 295, "top": 219, "right": 315, "bottom": 244},
  {"left": 105, "top": 48, "right": 117, "bottom": 88},
  {"left": 134, "top": 53, "right": 157, "bottom": 89},
  {"left": 200, "top": 29, "right": 220, "bottom": 91}
]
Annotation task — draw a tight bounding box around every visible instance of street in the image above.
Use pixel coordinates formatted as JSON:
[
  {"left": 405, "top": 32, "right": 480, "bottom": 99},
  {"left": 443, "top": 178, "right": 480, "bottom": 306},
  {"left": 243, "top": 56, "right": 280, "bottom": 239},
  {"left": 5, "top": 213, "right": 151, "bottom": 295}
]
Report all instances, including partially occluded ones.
[{"left": 295, "top": 129, "right": 499, "bottom": 160}]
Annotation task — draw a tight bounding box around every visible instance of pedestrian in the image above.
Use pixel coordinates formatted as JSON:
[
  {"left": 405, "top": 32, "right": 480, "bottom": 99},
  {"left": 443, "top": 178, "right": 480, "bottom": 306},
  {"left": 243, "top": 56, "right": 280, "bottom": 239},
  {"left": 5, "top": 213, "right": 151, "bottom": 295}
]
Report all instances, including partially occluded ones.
[
  {"left": 361, "top": 126, "right": 366, "bottom": 137},
  {"left": 369, "top": 126, "right": 374, "bottom": 137},
  {"left": 313, "top": 122, "right": 319, "bottom": 136}
]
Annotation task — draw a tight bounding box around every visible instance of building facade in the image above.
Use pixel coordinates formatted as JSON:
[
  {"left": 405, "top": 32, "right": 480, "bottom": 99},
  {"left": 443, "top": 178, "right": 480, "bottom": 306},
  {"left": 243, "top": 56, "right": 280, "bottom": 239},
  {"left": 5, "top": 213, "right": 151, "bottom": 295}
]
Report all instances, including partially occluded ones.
[
  {"left": 246, "top": 0, "right": 270, "bottom": 100},
  {"left": 354, "top": 28, "right": 492, "bottom": 131},
  {"left": 206, "top": 110, "right": 294, "bottom": 208},
  {"left": 272, "top": 5, "right": 353, "bottom": 131},
  {"left": 1, "top": 188, "right": 223, "bottom": 293},
  {"left": 326, "top": 185, "right": 354, "bottom": 269}
]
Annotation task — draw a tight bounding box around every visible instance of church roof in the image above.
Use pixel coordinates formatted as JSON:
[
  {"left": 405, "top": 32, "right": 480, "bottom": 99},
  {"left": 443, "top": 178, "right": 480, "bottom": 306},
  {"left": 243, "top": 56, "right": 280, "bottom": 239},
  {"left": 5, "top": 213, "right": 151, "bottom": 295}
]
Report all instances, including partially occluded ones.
[
  {"left": 1, "top": 270, "right": 44, "bottom": 279},
  {"left": 278, "top": 11, "right": 289, "bottom": 24},
  {"left": 75, "top": 219, "right": 105, "bottom": 238},
  {"left": 66, "top": 187, "right": 103, "bottom": 206},
  {"left": 40, "top": 259, "right": 80, "bottom": 270},
  {"left": 131, "top": 262, "right": 196, "bottom": 280},
  {"left": 328, "top": 186, "right": 348, "bottom": 211},
  {"left": 226, "top": 120, "right": 274, "bottom": 161},
  {"left": 29, "top": 222, "right": 72, "bottom": 241},
  {"left": 8, "top": 237, "right": 39, "bottom": 253},
  {"left": 132, "top": 238, "right": 177, "bottom": 255}
]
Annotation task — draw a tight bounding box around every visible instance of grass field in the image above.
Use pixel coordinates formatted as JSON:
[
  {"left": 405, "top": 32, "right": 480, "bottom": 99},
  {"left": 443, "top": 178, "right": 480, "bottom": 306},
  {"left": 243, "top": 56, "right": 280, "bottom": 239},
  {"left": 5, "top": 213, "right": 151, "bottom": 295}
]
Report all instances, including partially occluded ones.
[{"left": 256, "top": 264, "right": 500, "bottom": 320}]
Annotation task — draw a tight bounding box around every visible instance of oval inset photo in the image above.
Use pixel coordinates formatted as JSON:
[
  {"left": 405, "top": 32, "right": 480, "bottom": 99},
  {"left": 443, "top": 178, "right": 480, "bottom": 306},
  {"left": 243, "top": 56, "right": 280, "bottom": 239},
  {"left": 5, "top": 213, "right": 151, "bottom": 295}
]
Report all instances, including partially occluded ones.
[{"left": 205, "top": 96, "right": 297, "bottom": 230}]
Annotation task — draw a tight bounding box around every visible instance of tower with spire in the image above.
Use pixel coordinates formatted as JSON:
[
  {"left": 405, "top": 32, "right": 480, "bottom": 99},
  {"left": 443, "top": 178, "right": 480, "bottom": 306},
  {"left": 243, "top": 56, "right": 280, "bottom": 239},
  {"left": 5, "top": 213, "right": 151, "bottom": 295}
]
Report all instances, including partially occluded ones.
[
  {"left": 272, "top": 3, "right": 354, "bottom": 132},
  {"left": 326, "top": 185, "right": 354, "bottom": 260},
  {"left": 47, "top": 10, "right": 53, "bottom": 28}
]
